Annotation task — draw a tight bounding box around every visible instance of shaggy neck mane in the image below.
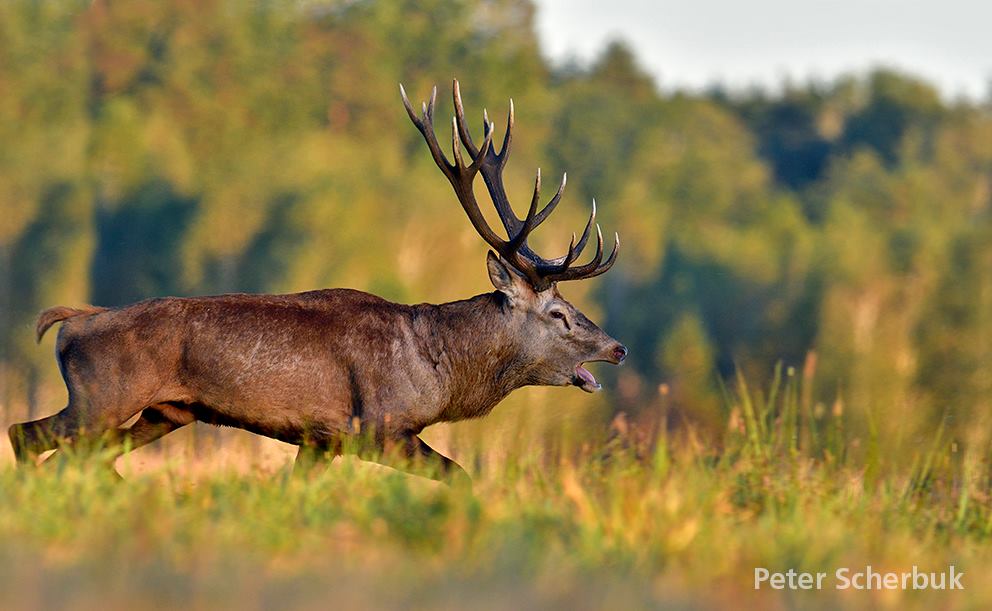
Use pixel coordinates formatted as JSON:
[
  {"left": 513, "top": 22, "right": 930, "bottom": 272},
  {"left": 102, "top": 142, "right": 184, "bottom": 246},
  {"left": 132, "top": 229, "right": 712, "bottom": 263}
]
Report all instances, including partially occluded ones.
[{"left": 413, "top": 292, "right": 529, "bottom": 421}]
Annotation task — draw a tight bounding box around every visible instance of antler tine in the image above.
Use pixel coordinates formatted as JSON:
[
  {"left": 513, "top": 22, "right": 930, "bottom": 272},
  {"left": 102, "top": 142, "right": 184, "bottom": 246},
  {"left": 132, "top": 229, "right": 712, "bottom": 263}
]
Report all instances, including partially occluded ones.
[
  {"left": 580, "top": 232, "right": 620, "bottom": 280},
  {"left": 467, "top": 122, "right": 495, "bottom": 173},
  {"left": 585, "top": 224, "right": 606, "bottom": 270},
  {"left": 559, "top": 232, "right": 579, "bottom": 269},
  {"left": 400, "top": 83, "right": 453, "bottom": 174},
  {"left": 452, "top": 79, "right": 478, "bottom": 156},
  {"left": 545, "top": 198, "right": 595, "bottom": 271},
  {"left": 481, "top": 135, "right": 523, "bottom": 233},
  {"left": 515, "top": 168, "right": 566, "bottom": 247},
  {"left": 509, "top": 168, "right": 542, "bottom": 250},
  {"left": 549, "top": 229, "right": 620, "bottom": 282},
  {"left": 496, "top": 98, "right": 514, "bottom": 164},
  {"left": 451, "top": 116, "right": 465, "bottom": 169},
  {"left": 538, "top": 197, "right": 594, "bottom": 271},
  {"left": 559, "top": 224, "right": 604, "bottom": 277},
  {"left": 573, "top": 197, "right": 596, "bottom": 256},
  {"left": 452, "top": 80, "right": 506, "bottom": 187},
  {"left": 533, "top": 172, "right": 567, "bottom": 227}
]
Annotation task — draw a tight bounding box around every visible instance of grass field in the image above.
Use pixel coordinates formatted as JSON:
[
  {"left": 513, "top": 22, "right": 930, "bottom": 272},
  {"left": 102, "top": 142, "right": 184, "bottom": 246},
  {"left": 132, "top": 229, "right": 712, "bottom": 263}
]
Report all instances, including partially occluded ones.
[{"left": 2, "top": 373, "right": 991, "bottom": 610}]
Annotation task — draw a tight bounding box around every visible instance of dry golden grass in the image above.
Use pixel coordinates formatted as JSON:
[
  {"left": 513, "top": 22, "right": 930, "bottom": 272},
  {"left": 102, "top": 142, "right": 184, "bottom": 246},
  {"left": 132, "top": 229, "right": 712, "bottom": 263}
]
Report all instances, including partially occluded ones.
[{"left": 2, "top": 375, "right": 991, "bottom": 610}]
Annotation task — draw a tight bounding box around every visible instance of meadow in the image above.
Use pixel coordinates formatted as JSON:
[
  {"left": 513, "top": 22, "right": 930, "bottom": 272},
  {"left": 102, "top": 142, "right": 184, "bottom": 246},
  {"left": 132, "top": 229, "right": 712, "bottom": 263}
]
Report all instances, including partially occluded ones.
[
  {"left": 2, "top": 372, "right": 990, "bottom": 610},
  {"left": 4, "top": 2, "right": 992, "bottom": 609}
]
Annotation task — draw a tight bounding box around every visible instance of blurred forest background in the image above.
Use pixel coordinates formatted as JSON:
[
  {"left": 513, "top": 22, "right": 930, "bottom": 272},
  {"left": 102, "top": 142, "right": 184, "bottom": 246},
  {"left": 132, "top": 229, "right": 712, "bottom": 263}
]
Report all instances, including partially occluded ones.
[{"left": 2, "top": 0, "right": 991, "bottom": 460}]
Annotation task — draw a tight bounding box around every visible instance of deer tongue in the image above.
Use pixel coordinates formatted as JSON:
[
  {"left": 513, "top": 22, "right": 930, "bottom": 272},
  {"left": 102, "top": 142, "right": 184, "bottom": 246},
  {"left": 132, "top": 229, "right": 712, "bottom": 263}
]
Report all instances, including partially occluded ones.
[{"left": 575, "top": 365, "right": 601, "bottom": 392}]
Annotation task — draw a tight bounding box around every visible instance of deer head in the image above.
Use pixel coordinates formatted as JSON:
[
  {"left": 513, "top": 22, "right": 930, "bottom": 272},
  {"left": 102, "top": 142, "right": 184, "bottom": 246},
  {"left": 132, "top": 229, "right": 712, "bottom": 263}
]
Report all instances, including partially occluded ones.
[{"left": 401, "top": 80, "right": 627, "bottom": 392}]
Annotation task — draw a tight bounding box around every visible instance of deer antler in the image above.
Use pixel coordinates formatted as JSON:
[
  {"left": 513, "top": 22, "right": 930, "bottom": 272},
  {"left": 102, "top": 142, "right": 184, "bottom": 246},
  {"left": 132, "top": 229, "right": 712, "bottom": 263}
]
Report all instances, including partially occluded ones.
[{"left": 400, "top": 80, "right": 619, "bottom": 291}]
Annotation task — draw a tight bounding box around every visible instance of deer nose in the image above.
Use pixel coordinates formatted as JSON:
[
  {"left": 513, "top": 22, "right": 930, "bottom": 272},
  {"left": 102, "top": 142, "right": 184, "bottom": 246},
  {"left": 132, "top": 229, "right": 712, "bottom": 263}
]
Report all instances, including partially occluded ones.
[{"left": 612, "top": 344, "right": 628, "bottom": 363}]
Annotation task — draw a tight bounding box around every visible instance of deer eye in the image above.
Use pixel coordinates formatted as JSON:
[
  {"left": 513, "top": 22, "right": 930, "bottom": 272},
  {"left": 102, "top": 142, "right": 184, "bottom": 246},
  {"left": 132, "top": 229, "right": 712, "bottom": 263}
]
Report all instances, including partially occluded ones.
[{"left": 549, "top": 310, "right": 570, "bottom": 330}]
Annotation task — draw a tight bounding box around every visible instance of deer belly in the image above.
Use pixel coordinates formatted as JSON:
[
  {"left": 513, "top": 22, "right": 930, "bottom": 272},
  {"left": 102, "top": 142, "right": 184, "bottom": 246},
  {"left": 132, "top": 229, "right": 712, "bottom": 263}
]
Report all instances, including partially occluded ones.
[{"left": 180, "top": 350, "right": 352, "bottom": 443}]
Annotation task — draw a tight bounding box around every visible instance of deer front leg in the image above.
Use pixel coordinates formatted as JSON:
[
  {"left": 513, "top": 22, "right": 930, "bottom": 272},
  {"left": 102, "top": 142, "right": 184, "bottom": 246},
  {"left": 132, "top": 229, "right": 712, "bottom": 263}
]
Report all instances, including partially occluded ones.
[
  {"left": 293, "top": 440, "right": 340, "bottom": 476},
  {"left": 393, "top": 435, "right": 471, "bottom": 488}
]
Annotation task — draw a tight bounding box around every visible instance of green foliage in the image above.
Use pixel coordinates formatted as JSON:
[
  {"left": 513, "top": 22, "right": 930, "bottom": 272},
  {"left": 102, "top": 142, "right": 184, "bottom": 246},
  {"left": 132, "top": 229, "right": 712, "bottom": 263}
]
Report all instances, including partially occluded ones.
[{"left": 2, "top": 0, "right": 992, "bottom": 466}]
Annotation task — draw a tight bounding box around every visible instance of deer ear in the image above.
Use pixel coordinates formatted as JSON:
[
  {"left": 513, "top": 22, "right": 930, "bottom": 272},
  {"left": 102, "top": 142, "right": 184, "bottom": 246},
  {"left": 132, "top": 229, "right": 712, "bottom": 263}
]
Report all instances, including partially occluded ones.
[{"left": 486, "top": 251, "right": 527, "bottom": 300}]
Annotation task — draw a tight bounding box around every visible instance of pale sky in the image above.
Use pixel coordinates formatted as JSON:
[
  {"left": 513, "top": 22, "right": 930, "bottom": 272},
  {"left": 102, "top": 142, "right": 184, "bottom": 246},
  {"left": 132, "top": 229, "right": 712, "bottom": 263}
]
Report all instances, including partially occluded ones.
[{"left": 533, "top": 0, "right": 992, "bottom": 100}]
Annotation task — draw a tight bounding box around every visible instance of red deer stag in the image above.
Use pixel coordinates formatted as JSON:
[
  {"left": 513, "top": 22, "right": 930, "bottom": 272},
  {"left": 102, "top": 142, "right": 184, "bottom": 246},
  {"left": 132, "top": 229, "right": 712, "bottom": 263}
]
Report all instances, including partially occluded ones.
[{"left": 8, "top": 80, "right": 626, "bottom": 483}]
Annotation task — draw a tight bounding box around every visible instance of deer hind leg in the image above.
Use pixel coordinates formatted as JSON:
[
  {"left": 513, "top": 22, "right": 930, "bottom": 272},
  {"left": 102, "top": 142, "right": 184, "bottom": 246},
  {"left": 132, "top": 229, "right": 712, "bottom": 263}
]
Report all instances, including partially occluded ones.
[
  {"left": 7, "top": 398, "right": 137, "bottom": 466},
  {"left": 8, "top": 408, "right": 75, "bottom": 464},
  {"left": 112, "top": 403, "right": 195, "bottom": 459},
  {"left": 7, "top": 337, "right": 176, "bottom": 466},
  {"left": 8, "top": 403, "right": 143, "bottom": 466},
  {"left": 8, "top": 372, "right": 150, "bottom": 466},
  {"left": 10, "top": 402, "right": 193, "bottom": 472}
]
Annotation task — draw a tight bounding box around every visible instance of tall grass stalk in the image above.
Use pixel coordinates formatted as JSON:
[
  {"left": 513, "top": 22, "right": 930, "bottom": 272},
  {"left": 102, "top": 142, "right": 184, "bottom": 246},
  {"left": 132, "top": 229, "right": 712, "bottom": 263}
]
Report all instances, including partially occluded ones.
[{"left": 1, "top": 368, "right": 991, "bottom": 609}]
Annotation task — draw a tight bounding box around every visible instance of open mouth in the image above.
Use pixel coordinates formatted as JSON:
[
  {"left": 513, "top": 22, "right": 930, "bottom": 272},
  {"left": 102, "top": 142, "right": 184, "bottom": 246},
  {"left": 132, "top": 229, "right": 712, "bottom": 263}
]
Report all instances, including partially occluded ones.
[{"left": 573, "top": 364, "right": 602, "bottom": 393}]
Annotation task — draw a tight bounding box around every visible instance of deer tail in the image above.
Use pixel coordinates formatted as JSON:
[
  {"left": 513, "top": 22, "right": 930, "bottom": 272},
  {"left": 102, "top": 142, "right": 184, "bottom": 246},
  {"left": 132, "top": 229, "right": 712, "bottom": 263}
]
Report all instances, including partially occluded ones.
[{"left": 36, "top": 305, "right": 108, "bottom": 343}]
